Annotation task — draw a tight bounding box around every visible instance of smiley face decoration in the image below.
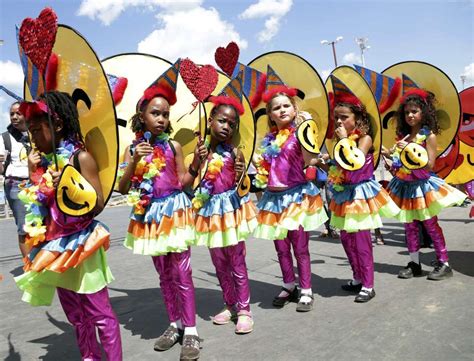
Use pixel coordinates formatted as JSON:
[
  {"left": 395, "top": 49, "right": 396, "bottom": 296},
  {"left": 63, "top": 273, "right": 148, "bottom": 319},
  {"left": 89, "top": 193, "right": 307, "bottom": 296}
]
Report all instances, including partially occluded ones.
[
  {"left": 56, "top": 165, "right": 97, "bottom": 216},
  {"left": 400, "top": 142, "right": 429, "bottom": 170}
]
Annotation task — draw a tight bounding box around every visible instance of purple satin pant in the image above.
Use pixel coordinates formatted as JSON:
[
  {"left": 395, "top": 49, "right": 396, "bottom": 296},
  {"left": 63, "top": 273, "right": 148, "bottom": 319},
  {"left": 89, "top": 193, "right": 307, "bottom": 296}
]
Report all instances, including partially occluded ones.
[
  {"left": 152, "top": 248, "right": 196, "bottom": 327},
  {"left": 404, "top": 216, "right": 449, "bottom": 263},
  {"left": 340, "top": 230, "right": 374, "bottom": 288},
  {"left": 209, "top": 241, "right": 251, "bottom": 312},
  {"left": 273, "top": 226, "right": 312, "bottom": 289},
  {"left": 57, "top": 287, "right": 122, "bottom": 361}
]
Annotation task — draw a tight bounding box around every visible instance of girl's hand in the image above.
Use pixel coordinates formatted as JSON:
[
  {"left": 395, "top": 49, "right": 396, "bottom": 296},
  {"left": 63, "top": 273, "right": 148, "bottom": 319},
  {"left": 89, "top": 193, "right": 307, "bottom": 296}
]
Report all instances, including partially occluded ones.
[
  {"left": 396, "top": 135, "right": 410, "bottom": 150},
  {"left": 234, "top": 159, "right": 245, "bottom": 182},
  {"left": 335, "top": 126, "right": 348, "bottom": 139},
  {"left": 195, "top": 142, "right": 208, "bottom": 163},
  {"left": 321, "top": 153, "right": 330, "bottom": 162},
  {"left": 28, "top": 151, "right": 41, "bottom": 173},
  {"left": 133, "top": 142, "right": 153, "bottom": 162},
  {"left": 299, "top": 111, "right": 312, "bottom": 121},
  {"left": 49, "top": 169, "right": 61, "bottom": 188},
  {"left": 381, "top": 146, "right": 391, "bottom": 158}
]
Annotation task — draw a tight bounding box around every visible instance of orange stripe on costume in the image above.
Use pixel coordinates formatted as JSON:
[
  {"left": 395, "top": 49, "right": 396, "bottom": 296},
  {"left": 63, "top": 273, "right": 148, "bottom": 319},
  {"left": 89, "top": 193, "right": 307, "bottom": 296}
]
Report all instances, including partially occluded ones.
[
  {"left": 389, "top": 186, "right": 450, "bottom": 210},
  {"left": 24, "top": 224, "right": 110, "bottom": 273},
  {"left": 257, "top": 194, "right": 323, "bottom": 226},
  {"left": 329, "top": 191, "right": 393, "bottom": 217},
  {"left": 128, "top": 208, "right": 194, "bottom": 238},
  {"left": 195, "top": 202, "right": 257, "bottom": 233}
]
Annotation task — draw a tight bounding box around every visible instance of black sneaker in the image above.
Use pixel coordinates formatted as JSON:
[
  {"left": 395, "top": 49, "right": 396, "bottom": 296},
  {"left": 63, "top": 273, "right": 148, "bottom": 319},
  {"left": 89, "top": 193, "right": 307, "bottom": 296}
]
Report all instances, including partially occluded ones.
[
  {"left": 272, "top": 286, "right": 299, "bottom": 307},
  {"left": 398, "top": 262, "right": 422, "bottom": 279},
  {"left": 427, "top": 262, "right": 453, "bottom": 281},
  {"left": 341, "top": 280, "right": 363, "bottom": 293},
  {"left": 154, "top": 326, "right": 182, "bottom": 351},
  {"left": 354, "top": 289, "right": 375, "bottom": 303},
  {"left": 180, "top": 335, "right": 201, "bottom": 360}
]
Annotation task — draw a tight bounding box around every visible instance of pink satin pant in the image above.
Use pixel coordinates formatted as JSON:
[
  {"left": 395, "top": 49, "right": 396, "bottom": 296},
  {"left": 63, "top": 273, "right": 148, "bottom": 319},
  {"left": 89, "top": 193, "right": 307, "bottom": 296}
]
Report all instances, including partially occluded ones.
[
  {"left": 273, "top": 226, "right": 312, "bottom": 289},
  {"left": 57, "top": 287, "right": 122, "bottom": 361},
  {"left": 209, "top": 241, "right": 251, "bottom": 312},
  {"left": 340, "top": 230, "right": 374, "bottom": 288},
  {"left": 152, "top": 248, "right": 196, "bottom": 327},
  {"left": 404, "top": 216, "right": 449, "bottom": 263}
]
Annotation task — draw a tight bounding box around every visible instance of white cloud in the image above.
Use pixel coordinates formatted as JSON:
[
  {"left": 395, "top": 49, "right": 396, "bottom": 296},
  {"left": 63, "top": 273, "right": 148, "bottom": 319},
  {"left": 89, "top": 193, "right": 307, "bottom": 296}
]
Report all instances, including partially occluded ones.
[
  {"left": 77, "top": 0, "right": 202, "bottom": 26},
  {"left": 342, "top": 52, "right": 361, "bottom": 65},
  {"left": 239, "top": 0, "right": 293, "bottom": 43},
  {"left": 462, "top": 63, "right": 474, "bottom": 82},
  {"left": 138, "top": 6, "right": 247, "bottom": 64},
  {"left": 0, "top": 61, "right": 24, "bottom": 90}
]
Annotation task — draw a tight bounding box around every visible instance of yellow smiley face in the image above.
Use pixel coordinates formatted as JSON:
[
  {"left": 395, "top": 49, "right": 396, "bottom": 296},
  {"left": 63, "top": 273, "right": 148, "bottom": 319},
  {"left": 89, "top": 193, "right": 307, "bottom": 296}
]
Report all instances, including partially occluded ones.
[
  {"left": 56, "top": 165, "right": 97, "bottom": 217},
  {"left": 334, "top": 137, "right": 365, "bottom": 171},
  {"left": 297, "top": 119, "right": 320, "bottom": 154},
  {"left": 400, "top": 142, "right": 429, "bottom": 170}
]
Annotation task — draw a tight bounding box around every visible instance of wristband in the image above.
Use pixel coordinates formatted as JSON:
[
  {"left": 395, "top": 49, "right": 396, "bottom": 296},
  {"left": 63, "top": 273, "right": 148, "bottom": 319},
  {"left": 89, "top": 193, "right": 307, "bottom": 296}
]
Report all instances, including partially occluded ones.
[{"left": 188, "top": 165, "right": 198, "bottom": 178}]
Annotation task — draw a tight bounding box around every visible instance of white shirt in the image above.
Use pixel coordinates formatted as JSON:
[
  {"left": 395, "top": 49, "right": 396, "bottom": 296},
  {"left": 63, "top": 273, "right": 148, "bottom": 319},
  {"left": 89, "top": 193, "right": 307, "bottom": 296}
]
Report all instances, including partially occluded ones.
[{"left": 0, "top": 131, "right": 29, "bottom": 179}]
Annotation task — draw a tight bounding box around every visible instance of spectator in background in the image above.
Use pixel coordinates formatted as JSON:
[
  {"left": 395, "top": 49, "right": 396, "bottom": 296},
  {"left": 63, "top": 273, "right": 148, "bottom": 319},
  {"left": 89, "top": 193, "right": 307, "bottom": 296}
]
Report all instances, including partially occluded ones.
[{"left": 0, "top": 101, "right": 30, "bottom": 258}]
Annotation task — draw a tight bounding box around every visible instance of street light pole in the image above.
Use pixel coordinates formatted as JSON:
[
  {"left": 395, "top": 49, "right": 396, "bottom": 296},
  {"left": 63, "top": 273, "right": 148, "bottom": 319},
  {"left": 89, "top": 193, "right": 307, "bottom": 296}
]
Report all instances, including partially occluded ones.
[
  {"left": 355, "top": 37, "right": 370, "bottom": 66},
  {"left": 321, "top": 36, "right": 343, "bottom": 68},
  {"left": 460, "top": 75, "right": 467, "bottom": 90}
]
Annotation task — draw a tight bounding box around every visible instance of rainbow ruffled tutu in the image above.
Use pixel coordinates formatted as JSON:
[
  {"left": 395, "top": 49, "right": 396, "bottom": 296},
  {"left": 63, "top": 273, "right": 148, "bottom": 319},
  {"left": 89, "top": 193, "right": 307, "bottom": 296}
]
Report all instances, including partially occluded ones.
[
  {"left": 387, "top": 175, "right": 466, "bottom": 223},
  {"left": 15, "top": 220, "right": 114, "bottom": 306},
  {"left": 195, "top": 188, "right": 257, "bottom": 248},
  {"left": 253, "top": 182, "right": 328, "bottom": 240},
  {"left": 125, "top": 191, "right": 196, "bottom": 255},
  {"left": 329, "top": 179, "right": 400, "bottom": 233}
]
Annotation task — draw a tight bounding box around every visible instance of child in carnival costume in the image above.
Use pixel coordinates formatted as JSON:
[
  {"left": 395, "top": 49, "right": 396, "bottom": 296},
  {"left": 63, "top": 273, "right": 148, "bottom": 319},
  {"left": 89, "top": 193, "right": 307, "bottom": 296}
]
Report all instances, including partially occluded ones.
[
  {"left": 193, "top": 73, "right": 257, "bottom": 334},
  {"left": 383, "top": 75, "right": 466, "bottom": 280},
  {"left": 253, "top": 65, "right": 328, "bottom": 312},
  {"left": 325, "top": 74, "right": 399, "bottom": 303},
  {"left": 117, "top": 60, "right": 206, "bottom": 360}
]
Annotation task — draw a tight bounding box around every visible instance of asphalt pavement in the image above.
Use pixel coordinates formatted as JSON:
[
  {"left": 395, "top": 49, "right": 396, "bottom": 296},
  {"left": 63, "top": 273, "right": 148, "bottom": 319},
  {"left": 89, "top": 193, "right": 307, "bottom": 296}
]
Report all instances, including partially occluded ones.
[{"left": 1, "top": 203, "right": 473, "bottom": 361}]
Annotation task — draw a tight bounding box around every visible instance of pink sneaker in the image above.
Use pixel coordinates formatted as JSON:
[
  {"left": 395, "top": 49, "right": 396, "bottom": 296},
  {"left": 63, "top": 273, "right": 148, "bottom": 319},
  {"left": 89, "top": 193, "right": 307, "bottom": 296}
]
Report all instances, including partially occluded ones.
[
  {"left": 235, "top": 310, "right": 254, "bottom": 334},
  {"left": 212, "top": 307, "right": 236, "bottom": 325}
]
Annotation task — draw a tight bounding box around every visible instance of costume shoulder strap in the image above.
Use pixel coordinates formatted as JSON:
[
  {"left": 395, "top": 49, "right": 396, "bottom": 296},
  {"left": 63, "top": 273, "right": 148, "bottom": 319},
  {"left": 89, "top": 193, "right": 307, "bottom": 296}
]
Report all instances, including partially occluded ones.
[
  {"left": 168, "top": 140, "right": 176, "bottom": 157},
  {"left": 72, "top": 150, "right": 82, "bottom": 173},
  {"left": 2, "top": 132, "right": 11, "bottom": 153},
  {"left": 1, "top": 132, "right": 12, "bottom": 175}
]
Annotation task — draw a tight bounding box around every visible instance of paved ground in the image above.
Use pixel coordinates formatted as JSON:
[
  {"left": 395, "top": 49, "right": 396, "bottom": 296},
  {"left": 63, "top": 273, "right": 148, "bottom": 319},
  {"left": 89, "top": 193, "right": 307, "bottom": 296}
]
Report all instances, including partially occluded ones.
[{"left": 1, "top": 203, "right": 473, "bottom": 361}]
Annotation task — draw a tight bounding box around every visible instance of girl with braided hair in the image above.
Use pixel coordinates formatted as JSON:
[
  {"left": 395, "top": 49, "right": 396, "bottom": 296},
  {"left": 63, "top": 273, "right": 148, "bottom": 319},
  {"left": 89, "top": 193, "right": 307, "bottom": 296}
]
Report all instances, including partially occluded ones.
[{"left": 15, "top": 90, "right": 123, "bottom": 360}]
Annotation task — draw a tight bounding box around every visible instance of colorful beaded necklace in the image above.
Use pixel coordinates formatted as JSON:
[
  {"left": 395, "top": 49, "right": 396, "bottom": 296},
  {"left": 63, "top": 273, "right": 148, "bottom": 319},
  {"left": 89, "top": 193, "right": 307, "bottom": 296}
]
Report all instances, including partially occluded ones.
[
  {"left": 127, "top": 132, "right": 168, "bottom": 215},
  {"left": 253, "top": 123, "right": 296, "bottom": 189},
  {"left": 192, "top": 141, "right": 233, "bottom": 210},
  {"left": 18, "top": 139, "right": 82, "bottom": 247}
]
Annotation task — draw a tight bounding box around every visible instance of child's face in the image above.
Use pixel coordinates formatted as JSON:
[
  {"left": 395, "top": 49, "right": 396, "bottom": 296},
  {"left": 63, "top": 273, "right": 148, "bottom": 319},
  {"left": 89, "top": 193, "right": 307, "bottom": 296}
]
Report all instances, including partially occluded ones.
[
  {"left": 269, "top": 95, "right": 296, "bottom": 129},
  {"left": 10, "top": 103, "right": 27, "bottom": 132},
  {"left": 27, "top": 115, "right": 54, "bottom": 153},
  {"left": 209, "top": 105, "right": 237, "bottom": 142},
  {"left": 404, "top": 103, "right": 423, "bottom": 128},
  {"left": 334, "top": 105, "right": 356, "bottom": 133},
  {"left": 141, "top": 96, "right": 170, "bottom": 135}
]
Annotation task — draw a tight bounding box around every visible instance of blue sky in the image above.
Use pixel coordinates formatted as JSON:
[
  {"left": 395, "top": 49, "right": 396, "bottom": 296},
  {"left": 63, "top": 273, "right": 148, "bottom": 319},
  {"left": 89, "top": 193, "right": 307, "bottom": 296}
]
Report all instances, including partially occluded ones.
[{"left": 0, "top": 0, "right": 473, "bottom": 131}]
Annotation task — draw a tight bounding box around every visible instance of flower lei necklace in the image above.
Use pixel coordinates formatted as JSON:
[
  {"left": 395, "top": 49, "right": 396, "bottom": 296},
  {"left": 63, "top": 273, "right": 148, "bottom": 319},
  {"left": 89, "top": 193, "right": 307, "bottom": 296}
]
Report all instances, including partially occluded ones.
[
  {"left": 18, "top": 139, "right": 82, "bottom": 247},
  {"left": 192, "top": 141, "right": 233, "bottom": 210},
  {"left": 253, "top": 123, "right": 296, "bottom": 189},
  {"left": 327, "top": 129, "right": 361, "bottom": 192},
  {"left": 390, "top": 126, "right": 430, "bottom": 179},
  {"left": 127, "top": 131, "right": 169, "bottom": 215}
]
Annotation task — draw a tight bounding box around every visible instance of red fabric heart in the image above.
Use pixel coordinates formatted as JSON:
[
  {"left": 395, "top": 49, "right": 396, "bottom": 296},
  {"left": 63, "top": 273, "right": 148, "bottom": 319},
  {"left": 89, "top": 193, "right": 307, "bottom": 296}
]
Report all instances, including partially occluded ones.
[
  {"left": 214, "top": 42, "right": 239, "bottom": 77},
  {"left": 19, "top": 7, "right": 58, "bottom": 74},
  {"left": 180, "top": 58, "right": 218, "bottom": 102}
]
